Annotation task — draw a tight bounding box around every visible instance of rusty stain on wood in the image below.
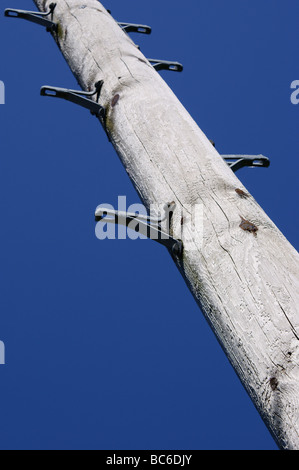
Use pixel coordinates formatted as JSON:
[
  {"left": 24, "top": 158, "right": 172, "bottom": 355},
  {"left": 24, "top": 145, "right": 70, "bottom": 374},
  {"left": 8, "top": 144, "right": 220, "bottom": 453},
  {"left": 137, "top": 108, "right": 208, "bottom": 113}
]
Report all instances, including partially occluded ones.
[
  {"left": 235, "top": 188, "right": 248, "bottom": 198},
  {"left": 111, "top": 94, "right": 120, "bottom": 107},
  {"left": 270, "top": 377, "right": 279, "bottom": 391},
  {"left": 239, "top": 216, "right": 258, "bottom": 236}
]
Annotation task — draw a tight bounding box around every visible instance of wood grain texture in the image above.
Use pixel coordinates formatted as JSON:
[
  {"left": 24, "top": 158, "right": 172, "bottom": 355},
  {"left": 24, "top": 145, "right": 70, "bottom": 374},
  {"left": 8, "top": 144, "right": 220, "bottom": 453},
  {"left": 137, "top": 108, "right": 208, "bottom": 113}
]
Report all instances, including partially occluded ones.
[{"left": 34, "top": 0, "right": 299, "bottom": 449}]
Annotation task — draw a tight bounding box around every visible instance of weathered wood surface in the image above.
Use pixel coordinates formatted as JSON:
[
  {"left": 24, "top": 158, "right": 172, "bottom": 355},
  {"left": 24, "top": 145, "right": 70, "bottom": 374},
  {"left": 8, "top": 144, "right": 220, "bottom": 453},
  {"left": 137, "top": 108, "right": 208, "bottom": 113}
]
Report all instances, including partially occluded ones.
[{"left": 34, "top": 0, "right": 299, "bottom": 449}]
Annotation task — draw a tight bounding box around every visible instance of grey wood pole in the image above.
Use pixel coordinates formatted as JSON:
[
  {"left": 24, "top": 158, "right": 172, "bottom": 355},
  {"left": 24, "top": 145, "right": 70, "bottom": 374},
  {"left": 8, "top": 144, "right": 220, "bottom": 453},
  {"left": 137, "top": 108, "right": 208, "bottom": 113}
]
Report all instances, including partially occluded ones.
[{"left": 32, "top": 0, "right": 299, "bottom": 449}]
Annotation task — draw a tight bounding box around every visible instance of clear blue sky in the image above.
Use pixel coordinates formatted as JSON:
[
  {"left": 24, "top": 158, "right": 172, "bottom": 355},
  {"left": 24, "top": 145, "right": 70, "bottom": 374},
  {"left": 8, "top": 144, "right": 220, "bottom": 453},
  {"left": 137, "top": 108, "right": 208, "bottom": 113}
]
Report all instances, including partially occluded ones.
[{"left": 1, "top": 0, "right": 298, "bottom": 450}]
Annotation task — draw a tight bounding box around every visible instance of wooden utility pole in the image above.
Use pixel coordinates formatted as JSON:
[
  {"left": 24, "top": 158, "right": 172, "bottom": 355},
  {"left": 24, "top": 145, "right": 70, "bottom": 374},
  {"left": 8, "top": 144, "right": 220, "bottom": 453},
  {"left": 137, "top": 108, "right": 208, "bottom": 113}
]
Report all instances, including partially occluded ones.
[{"left": 30, "top": 0, "right": 299, "bottom": 449}]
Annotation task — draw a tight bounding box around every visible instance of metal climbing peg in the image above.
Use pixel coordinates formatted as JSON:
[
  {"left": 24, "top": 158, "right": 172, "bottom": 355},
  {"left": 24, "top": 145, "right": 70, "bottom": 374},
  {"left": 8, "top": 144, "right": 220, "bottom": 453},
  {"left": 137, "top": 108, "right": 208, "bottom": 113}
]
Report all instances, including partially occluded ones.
[
  {"left": 148, "top": 59, "right": 183, "bottom": 72},
  {"left": 4, "top": 3, "right": 57, "bottom": 32},
  {"left": 118, "top": 22, "right": 151, "bottom": 34},
  {"left": 222, "top": 155, "right": 270, "bottom": 172},
  {"left": 95, "top": 205, "right": 183, "bottom": 257},
  {"left": 40, "top": 80, "right": 110, "bottom": 139}
]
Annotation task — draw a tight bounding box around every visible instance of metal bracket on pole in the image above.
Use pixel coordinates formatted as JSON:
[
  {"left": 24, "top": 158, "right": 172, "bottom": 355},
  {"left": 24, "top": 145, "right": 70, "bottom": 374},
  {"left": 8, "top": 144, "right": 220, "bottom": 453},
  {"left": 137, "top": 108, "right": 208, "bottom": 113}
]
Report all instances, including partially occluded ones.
[
  {"left": 40, "top": 81, "right": 110, "bottom": 139},
  {"left": 222, "top": 155, "right": 270, "bottom": 172},
  {"left": 4, "top": 3, "right": 57, "bottom": 32},
  {"left": 106, "top": 9, "right": 151, "bottom": 34},
  {"left": 148, "top": 59, "right": 183, "bottom": 72},
  {"left": 118, "top": 22, "right": 151, "bottom": 34},
  {"left": 95, "top": 206, "right": 183, "bottom": 257}
]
